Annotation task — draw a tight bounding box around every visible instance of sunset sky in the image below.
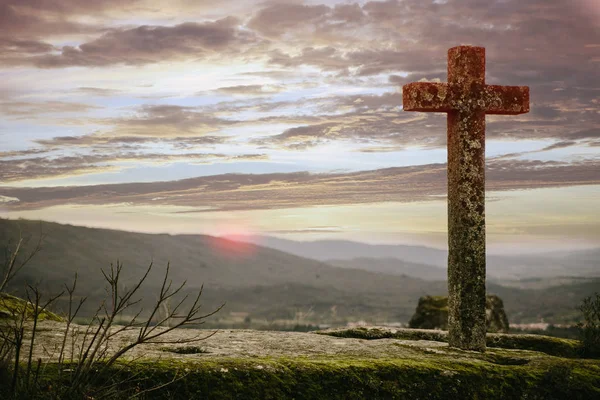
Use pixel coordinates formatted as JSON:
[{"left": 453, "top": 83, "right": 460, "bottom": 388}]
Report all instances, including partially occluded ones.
[{"left": 0, "top": 0, "right": 598, "bottom": 253}]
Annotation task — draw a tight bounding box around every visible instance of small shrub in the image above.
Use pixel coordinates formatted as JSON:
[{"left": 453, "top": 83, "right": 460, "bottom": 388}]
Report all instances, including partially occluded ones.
[
  {"left": 0, "top": 226, "right": 224, "bottom": 399},
  {"left": 577, "top": 292, "right": 600, "bottom": 358}
]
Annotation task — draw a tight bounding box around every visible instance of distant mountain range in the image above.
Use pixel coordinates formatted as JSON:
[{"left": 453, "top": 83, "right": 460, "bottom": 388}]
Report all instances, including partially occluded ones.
[
  {"left": 1, "top": 218, "right": 598, "bottom": 325},
  {"left": 250, "top": 236, "right": 449, "bottom": 265},
  {"left": 245, "top": 236, "right": 600, "bottom": 281}
]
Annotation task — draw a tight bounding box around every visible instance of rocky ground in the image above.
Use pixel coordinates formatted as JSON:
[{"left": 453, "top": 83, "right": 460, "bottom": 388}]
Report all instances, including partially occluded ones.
[
  {"left": 9, "top": 321, "right": 600, "bottom": 399},
  {"left": 29, "top": 321, "right": 452, "bottom": 361}
]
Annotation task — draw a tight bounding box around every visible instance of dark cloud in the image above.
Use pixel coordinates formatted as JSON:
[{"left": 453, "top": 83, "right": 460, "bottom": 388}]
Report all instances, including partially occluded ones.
[
  {"left": 0, "top": 151, "right": 268, "bottom": 182},
  {"left": 0, "top": 155, "right": 111, "bottom": 182},
  {"left": 247, "top": 4, "right": 330, "bottom": 37},
  {"left": 259, "top": 123, "right": 339, "bottom": 149},
  {"left": 0, "top": 148, "right": 49, "bottom": 158},
  {"left": 0, "top": 2, "right": 92, "bottom": 39},
  {"left": 0, "top": 160, "right": 598, "bottom": 211},
  {"left": 34, "top": 134, "right": 228, "bottom": 148},
  {"left": 330, "top": 3, "right": 365, "bottom": 23},
  {"left": 170, "top": 136, "right": 230, "bottom": 148},
  {"left": 17, "top": 101, "right": 241, "bottom": 162},
  {"left": 490, "top": 140, "right": 582, "bottom": 160},
  {"left": 112, "top": 104, "right": 239, "bottom": 136},
  {"left": 0, "top": 38, "right": 55, "bottom": 55},
  {"left": 567, "top": 128, "right": 600, "bottom": 140},
  {"left": 28, "top": 17, "right": 256, "bottom": 67},
  {"left": 532, "top": 106, "right": 561, "bottom": 120},
  {"left": 258, "top": 0, "right": 599, "bottom": 99},
  {"left": 2, "top": 0, "right": 139, "bottom": 13},
  {"left": 541, "top": 141, "right": 578, "bottom": 151},
  {"left": 252, "top": 91, "right": 446, "bottom": 150}
]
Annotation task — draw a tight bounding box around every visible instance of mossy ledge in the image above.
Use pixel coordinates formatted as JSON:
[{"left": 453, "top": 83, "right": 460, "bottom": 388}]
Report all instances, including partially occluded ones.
[
  {"left": 2, "top": 322, "right": 598, "bottom": 399},
  {"left": 317, "top": 327, "right": 584, "bottom": 359},
  {"left": 22, "top": 354, "right": 600, "bottom": 399}
]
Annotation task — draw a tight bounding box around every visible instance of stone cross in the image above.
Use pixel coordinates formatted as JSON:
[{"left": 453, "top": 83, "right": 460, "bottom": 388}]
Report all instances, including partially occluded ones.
[{"left": 402, "top": 46, "right": 529, "bottom": 351}]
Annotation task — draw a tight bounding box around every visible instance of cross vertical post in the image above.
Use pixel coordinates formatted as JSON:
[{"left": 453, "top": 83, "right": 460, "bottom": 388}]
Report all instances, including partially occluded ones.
[{"left": 402, "top": 46, "right": 529, "bottom": 351}]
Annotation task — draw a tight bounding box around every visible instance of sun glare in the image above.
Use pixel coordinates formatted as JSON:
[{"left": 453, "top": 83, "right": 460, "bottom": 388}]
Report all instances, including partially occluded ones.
[{"left": 208, "top": 223, "right": 258, "bottom": 259}]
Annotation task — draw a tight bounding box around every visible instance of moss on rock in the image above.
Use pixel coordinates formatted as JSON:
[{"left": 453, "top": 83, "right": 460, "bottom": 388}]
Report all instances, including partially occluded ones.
[
  {"left": 408, "top": 295, "right": 510, "bottom": 333},
  {"left": 318, "top": 327, "right": 584, "bottom": 358},
  {"left": 4, "top": 322, "right": 597, "bottom": 398},
  {"left": 0, "top": 292, "right": 63, "bottom": 322},
  {"left": 25, "top": 354, "right": 600, "bottom": 399}
]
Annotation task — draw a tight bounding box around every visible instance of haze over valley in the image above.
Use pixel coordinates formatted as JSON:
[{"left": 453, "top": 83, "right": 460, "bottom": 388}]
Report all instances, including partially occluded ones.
[{"left": 2, "top": 218, "right": 598, "bottom": 329}]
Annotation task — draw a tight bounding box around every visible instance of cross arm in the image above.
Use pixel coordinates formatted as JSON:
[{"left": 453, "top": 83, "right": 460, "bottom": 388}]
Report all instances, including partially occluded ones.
[
  {"left": 402, "top": 82, "right": 452, "bottom": 112},
  {"left": 483, "top": 85, "right": 529, "bottom": 115}
]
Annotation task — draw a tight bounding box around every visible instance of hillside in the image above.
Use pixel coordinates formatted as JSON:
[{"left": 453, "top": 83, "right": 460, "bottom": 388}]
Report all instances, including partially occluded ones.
[
  {"left": 0, "top": 218, "right": 446, "bottom": 323},
  {"left": 1, "top": 218, "right": 599, "bottom": 325},
  {"left": 327, "top": 257, "right": 447, "bottom": 281},
  {"left": 251, "top": 236, "right": 449, "bottom": 265}
]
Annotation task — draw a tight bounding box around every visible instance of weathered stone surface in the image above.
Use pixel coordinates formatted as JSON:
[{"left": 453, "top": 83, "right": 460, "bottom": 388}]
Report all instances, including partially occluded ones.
[
  {"left": 402, "top": 46, "right": 529, "bottom": 351},
  {"left": 23, "top": 320, "right": 585, "bottom": 361},
  {"left": 319, "top": 326, "right": 585, "bottom": 359},
  {"left": 486, "top": 294, "right": 510, "bottom": 333},
  {"left": 14, "top": 321, "right": 600, "bottom": 399},
  {"left": 408, "top": 295, "right": 449, "bottom": 330},
  {"left": 408, "top": 295, "right": 509, "bottom": 333}
]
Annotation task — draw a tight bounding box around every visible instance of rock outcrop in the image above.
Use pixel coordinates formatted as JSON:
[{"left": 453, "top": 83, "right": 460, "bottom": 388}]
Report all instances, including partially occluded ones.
[{"left": 408, "top": 295, "right": 509, "bottom": 333}]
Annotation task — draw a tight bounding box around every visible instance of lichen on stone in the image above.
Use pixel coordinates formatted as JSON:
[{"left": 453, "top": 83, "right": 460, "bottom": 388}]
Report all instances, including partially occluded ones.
[{"left": 401, "top": 46, "right": 530, "bottom": 352}]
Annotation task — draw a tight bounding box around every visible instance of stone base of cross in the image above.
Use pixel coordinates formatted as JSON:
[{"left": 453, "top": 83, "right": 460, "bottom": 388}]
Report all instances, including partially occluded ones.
[{"left": 402, "top": 46, "right": 529, "bottom": 351}]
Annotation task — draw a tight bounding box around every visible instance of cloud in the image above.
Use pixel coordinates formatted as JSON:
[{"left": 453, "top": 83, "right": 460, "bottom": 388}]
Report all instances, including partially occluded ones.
[
  {"left": 0, "top": 195, "right": 19, "bottom": 204},
  {"left": 0, "top": 2, "right": 93, "bottom": 39},
  {"left": 0, "top": 151, "right": 268, "bottom": 182},
  {"left": 330, "top": 3, "right": 366, "bottom": 23},
  {"left": 256, "top": 0, "right": 598, "bottom": 91},
  {"left": 33, "top": 134, "right": 228, "bottom": 148},
  {"left": 29, "top": 93, "right": 419, "bottom": 154},
  {"left": 111, "top": 104, "right": 239, "bottom": 136},
  {"left": 0, "top": 0, "right": 597, "bottom": 190},
  {"left": 541, "top": 141, "right": 578, "bottom": 151},
  {"left": 247, "top": 3, "right": 330, "bottom": 37},
  {"left": 267, "top": 47, "right": 354, "bottom": 73},
  {"left": 3, "top": 0, "right": 139, "bottom": 14},
  {"left": 258, "top": 123, "right": 339, "bottom": 149},
  {"left": 75, "top": 87, "right": 122, "bottom": 96},
  {"left": 0, "top": 156, "right": 116, "bottom": 182},
  {"left": 0, "top": 101, "right": 100, "bottom": 118},
  {"left": 0, "top": 38, "right": 55, "bottom": 55},
  {"left": 213, "top": 84, "right": 284, "bottom": 96},
  {"left": 532, "top": 106, "right": 561, "bottom": 120},
  {"left": 1, "top": 160, "right": 598, "bottom": 211},
  {"left": 26, "top": 17, "right": 256, "bottom": 67},
  {"left": 251, "top": 91, "right": 447, "bottom": 150}
]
